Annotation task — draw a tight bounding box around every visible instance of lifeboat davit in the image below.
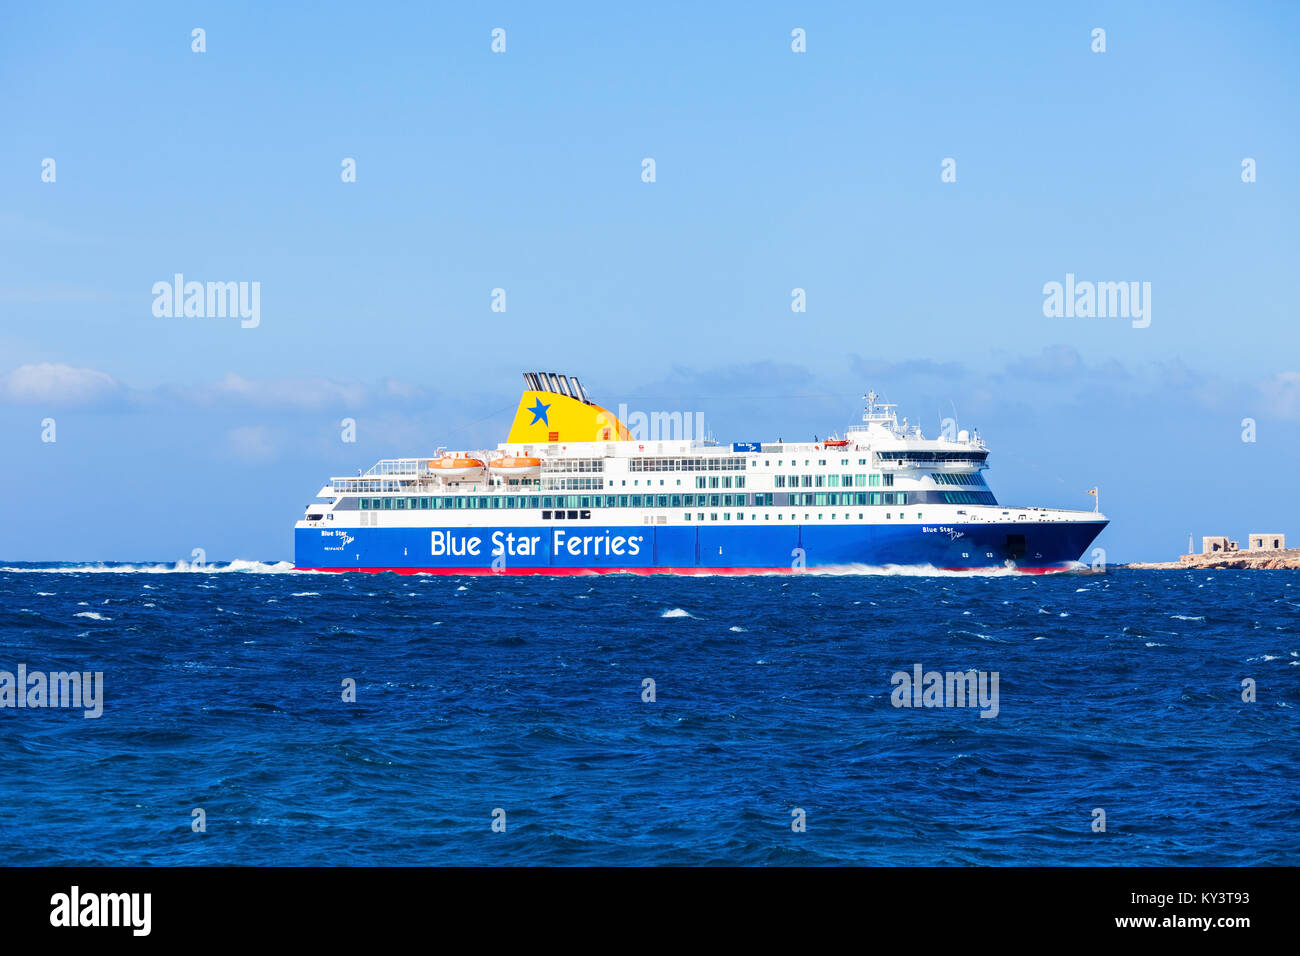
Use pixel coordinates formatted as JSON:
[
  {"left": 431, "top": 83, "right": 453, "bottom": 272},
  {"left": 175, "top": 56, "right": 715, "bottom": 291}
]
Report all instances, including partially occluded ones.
[
  {"left": 489, "top": 454, "right": 543, "bottom": 477},
  {"left": 428, "top": 454, "right": 486, "bottom": 481}
]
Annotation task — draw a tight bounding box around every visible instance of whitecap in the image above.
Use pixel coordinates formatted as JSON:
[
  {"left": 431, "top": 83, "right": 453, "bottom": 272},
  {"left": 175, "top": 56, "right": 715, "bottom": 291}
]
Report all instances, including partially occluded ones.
[
  {"left": 73, "top": 611, "right": 110, "bottom": 620},
  {"left": 661, "top": 608, "right": 694, "bottom": 619}
]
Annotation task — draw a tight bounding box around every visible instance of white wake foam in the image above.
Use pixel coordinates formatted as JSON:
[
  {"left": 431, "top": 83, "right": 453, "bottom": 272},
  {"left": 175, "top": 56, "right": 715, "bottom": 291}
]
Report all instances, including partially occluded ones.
[{"left": 0, "top": 559, "right": 300, "bottom": 574}]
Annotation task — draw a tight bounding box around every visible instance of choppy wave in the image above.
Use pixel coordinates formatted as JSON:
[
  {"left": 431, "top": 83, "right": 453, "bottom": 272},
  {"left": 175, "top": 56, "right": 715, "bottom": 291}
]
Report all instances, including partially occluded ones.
[{"left": 1, "top": 568, "right": 1296, "bottom": 867}]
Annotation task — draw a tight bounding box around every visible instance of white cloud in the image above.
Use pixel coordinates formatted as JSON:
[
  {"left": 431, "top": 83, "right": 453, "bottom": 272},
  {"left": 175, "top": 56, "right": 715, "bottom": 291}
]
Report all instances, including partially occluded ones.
[
  {"left": 1, "top": 363, "right": 119, "bottom": 405},
  {"left": 1260, "top": 370, "right": 1300, "bottom": 420},
  {"left": 210, "top": 372, "right": 368, "bottom": 409},
  {"left": 225, "top": 425, "right": 279, "bottom": 461}
]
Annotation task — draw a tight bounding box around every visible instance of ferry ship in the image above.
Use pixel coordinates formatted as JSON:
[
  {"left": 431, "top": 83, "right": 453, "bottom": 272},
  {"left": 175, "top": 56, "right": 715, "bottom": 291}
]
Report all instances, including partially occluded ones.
[{"left": 294, "top": 373, "right": 1107, "bottom": 574}]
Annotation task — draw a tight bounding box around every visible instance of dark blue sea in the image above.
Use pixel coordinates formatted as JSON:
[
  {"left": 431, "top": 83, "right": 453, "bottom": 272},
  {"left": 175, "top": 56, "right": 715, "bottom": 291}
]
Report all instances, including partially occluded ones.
[{"left": 2, "top": 563, "right": 1296, "bottom": 866}]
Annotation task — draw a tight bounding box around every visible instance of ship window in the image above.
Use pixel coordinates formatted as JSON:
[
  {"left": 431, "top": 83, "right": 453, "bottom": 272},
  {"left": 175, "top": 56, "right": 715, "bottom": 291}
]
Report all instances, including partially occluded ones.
[
  {"left": 542, "top": 510, "right": 552, "bottom": 519},
  {"left": 886, "top": 513, "right": 891, "bottom": 519},
  {"left": 671, "top": 495, "right": 681, "bottom": 507},
  {"left": 709, "top": 513, "right": 717, "bottom": 521},
  {"left": 359, "top": 498, "right": 369, "bottom": 510},
  {"left": 566, "top": 510, "right": 577, "bottom": 519},
  {"left": 408, "top": 497, "right": 416, "bottom": 509},
  {"left": 580, "top": 510, "right": 590, "bottom": 519}
]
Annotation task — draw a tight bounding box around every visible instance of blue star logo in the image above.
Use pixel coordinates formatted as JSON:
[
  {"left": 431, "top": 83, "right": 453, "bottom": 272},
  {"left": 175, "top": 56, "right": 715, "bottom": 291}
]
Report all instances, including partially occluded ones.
[{"left": 528, "top": 399, "right": 551, "bottom": 425}]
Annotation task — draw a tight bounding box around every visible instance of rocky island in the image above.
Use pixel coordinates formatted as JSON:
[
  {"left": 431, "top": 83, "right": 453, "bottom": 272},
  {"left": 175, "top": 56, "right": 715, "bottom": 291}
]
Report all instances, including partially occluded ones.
[{"left": 1124, "top": 533, "right": 1299, "bottom": 569}]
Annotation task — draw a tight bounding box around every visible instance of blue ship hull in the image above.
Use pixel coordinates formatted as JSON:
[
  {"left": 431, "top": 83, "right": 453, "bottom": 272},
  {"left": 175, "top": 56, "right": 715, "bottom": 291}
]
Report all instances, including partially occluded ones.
[{"left": 295, "top": 520, "right": 1108, "bottom": 574}]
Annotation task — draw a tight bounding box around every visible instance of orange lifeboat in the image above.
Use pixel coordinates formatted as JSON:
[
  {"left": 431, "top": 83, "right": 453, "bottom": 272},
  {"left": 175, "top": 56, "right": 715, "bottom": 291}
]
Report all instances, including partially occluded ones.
[
  {"left": 489, "top": 454, "right": 543, "bottom": 478},
  {"left": 824, "top": 438, "right": 851, "bottom": 447},
  {"left": 428, "top": 454, "right": 486, "bottom": 481}
]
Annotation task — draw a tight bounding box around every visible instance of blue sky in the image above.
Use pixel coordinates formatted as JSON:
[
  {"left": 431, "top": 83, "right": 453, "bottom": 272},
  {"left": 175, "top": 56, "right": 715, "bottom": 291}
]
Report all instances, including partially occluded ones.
[{"left": 2, "top": 1, "right": 1298, "bottom": 562}]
